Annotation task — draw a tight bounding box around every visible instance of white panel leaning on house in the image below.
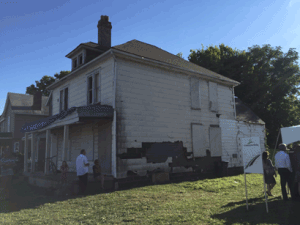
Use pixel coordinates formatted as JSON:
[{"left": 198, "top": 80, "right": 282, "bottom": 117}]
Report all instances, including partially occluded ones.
[
  {"left": 190, "top": 77, "right": 201, "bottom": 109},
  {"left": 192, "top": 124, "right": 206, "bottom": 157}
]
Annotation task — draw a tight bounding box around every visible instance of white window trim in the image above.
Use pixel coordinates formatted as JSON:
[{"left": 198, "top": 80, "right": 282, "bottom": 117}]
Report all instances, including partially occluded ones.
[
  {"left": 86, "top": 68, "right": 101, "bottom": 105},
  {"left": 59, "top": 86, "right": 69, "bottom": 113}
]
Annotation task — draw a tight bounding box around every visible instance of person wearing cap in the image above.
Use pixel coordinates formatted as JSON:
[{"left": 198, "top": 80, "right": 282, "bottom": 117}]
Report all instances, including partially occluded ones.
[{"left": 275, "top": 143, "right": 294, "bottom": 201}]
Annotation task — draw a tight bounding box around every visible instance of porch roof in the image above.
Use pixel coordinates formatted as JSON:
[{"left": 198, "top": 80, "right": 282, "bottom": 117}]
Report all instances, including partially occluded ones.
[{"left": 20, "top": 104, "right": 113, "bottom": 133}]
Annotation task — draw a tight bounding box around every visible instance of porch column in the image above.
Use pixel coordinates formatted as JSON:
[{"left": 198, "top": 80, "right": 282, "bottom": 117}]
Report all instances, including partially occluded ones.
[
  {"left": 31, "top": 132, "right": 36, "bottom": 173},
  {"left": 24, "top": 133, "right": 28, "bottom": 172},
  {"left": 62, "top": 125, "right": 69, "bottom": 161},
  {"left": 44, "top": 130, "right": 51, "bottom": 175}
]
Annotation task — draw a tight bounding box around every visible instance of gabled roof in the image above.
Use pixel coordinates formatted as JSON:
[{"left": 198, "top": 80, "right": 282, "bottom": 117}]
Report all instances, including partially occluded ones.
[
  {"left": 65, "top": 42, "right": 109, "bottom": 58},
  {"left": 112, "top": 40, "right": 240, "bottom": 86},
  {"left": 53, "top": 39, "right": 240, "bottom": 90},
  {"left": 1, "top": 92, "right": 49, "bottom": 117},
  {"left": 235, "top": 97, "right": 265, "bottom": 124}
]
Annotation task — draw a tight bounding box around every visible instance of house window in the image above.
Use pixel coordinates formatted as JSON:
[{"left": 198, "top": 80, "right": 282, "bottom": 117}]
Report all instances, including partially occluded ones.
[
  {"left": 73, "top": 58, "right": 77, "bottom": 69},
  {"left": 190, "top": 77, "right": 201, "bottom": 110},
  {"left": 14, "top": 142, "right": 19, "bottom": 153},
  {"left": 7, "top": 116, "right": 10, "bottom": 132},
  {"left": 88, "top": 76, "right": 93, "bottom": 105},
  {"left": 209, "top": 82, "right": 218, "bottom": 112},
  {"left": 95, "top": 73, "right": 99, "bottom": 103},
  {"left": 79, "top": 54, "right": 83, "bottom": 65},
  {"left": 87, "top": 72, "right": 101, "bottom": 105},
  {"left": 60, "top": 87, "right": 69, "bottom": 112},
  {"left": 64, "top": 88, "right": 68, "bottom": 110}
]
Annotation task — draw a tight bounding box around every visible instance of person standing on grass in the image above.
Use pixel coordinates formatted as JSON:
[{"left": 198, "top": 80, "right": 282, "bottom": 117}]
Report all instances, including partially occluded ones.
[
  {"left": 275, "top": 143, "right": 295, "bottom": 201},
  {"left": 76, "top": 149, "right": 89, "bottom": 195},
  {"left": 93, "top": 159, "right": 101, "bottom": 181},
  {"left": 262, "top": 151, "right": 276, "bottom": 196}
]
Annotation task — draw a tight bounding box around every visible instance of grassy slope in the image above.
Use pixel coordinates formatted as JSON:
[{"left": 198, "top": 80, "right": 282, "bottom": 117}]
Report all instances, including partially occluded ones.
[{"left": 0, "top": 173, "right": 298, "bottom": 225}]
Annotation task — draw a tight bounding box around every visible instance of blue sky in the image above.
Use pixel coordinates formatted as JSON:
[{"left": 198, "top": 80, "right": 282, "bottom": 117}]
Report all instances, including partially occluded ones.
[{"left": 0, "top": 0, "right": 300, "bottom": 114}]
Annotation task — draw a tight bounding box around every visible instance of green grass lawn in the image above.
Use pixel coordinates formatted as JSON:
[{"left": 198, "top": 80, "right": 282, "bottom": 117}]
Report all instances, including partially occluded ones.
[{"left": 0, "top": 173, "right": 298, "bottom": 224}]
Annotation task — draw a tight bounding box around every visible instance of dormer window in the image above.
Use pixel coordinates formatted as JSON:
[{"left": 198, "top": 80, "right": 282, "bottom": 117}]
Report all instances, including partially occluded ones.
[
  {"left": 71, "top": 51, "right": 86, "bottom": 71},
  {"left": 79, "top": 54, "right": 83, "bottom": 65},
  {"left": 73, "top": 58, "right": 77, "bottom": 69}
]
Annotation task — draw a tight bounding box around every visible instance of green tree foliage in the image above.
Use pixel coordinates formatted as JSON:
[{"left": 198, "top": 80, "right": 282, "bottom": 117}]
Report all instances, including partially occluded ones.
[
  {"left": 26, "top": 70, "right": 71, "bottom": 96},
  {"left": 176, "top": 52, "right": 184, "bottom": 59},
  {"left": 189, "top": 44, "right": 300, "bottom": 148}
]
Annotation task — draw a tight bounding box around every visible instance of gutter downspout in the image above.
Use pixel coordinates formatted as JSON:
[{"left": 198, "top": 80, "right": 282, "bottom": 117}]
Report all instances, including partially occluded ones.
[{"left": 111, "top": 52, "right": 117, "bottom": 178}]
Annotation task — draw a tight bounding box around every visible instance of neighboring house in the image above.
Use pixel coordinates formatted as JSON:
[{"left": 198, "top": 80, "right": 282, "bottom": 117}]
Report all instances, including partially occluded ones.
[
  {"left": 220, "top": 97, "right": 266, "bottom": 174},
  {"left": 0, "top": 92, "right": 49, "bottom": 159},
  {"left": 21, "top": 15, "right": 241, "bottom": 179}
]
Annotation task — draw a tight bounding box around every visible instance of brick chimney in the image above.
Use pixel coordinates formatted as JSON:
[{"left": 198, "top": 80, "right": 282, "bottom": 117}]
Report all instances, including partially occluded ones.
[{"left": 97, "top": 15, "right": 112, "bottom": 48}]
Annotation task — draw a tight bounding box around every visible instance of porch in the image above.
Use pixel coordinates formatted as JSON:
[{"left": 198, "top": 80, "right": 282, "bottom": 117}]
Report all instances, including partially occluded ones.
[{"left": 20, "top": 104, "right": 115, "bottom": 179}]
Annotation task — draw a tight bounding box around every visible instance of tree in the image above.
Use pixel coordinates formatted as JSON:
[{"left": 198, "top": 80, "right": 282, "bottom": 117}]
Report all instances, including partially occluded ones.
[
  {"left": 26, "top": 70, "right": 71, "bottom": 96},
  {"left": 176, "top": 52, "right": 184, "bottom": 59},
  {"left": 189, "top": 44, "right": 300, "bottom": 148}
]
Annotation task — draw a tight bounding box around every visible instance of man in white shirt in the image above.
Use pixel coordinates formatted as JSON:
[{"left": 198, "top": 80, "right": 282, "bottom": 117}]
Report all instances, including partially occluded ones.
[
  {"left": 76, "top": 149, "right": 89, "bottom": 195},
  {"left": 275, "top": 143, "right": 294, "bottom": 201}
]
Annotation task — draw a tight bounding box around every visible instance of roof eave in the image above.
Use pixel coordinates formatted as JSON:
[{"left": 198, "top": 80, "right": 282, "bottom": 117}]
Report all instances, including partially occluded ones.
[
  {"left": 111, "top": 48, "right": 240, "bottom": 87},
  {"left": 65, "top": 44, "right": 106, "bottom": 58}
]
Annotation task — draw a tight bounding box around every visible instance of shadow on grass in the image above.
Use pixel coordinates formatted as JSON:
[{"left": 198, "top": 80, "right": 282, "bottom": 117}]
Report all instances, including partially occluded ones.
[
  {"left": 212, "top": 196, "right": 300, "bottom": 225},
  {"left": 0, "top": 176, "right": 107, "bottom": 214}
]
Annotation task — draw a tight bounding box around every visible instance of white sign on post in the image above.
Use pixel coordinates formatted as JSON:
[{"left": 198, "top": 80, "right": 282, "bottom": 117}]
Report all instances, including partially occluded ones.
[
  {"left": 241, "top": 137, "right": 263, "bottom": 174},
  {"left": 241, "top": 137, "right": 268, "bottom": 213}
]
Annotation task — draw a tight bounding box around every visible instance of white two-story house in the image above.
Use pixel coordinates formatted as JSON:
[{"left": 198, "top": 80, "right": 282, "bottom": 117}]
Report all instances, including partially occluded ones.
[{"left": 21, "top": 15, "right": 242, "bottom": 179}]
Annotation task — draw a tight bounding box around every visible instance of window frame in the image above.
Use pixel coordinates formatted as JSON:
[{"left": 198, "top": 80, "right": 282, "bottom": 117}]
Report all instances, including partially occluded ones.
[
  {"left": 59, "top": 86, "right": 69, "bottom": 113},
  {"left": 86, "top": 69, "right": 101, "bottom": 105}
]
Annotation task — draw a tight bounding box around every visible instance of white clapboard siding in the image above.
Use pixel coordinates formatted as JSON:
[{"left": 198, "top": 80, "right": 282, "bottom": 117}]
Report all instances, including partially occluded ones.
[
  {"left": 115, "top": 59, "right": 234, "bottom": 164},
  {"left": 52, "top": 58, "right": 114, "bottom": 115},
  {"left": 209, "top": 127, "right": 222, "bottom": 157},
  {"left": 209, "top": 81, "right": 218, "bottom": 112},
  {"left": 220, "top": 119, "right": 265, "bottom": 168},
  {"left": 190, "top": 77, "right": 201, "bottom": 109}
]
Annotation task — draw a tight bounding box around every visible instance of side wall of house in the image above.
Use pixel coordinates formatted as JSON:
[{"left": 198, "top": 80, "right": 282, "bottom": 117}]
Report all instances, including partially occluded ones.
[
  {"left": 51, "top": 57, "right": 114, "bottom": 114},
  {"left": 220, "top": 119, "right": 266, "bottom": 168},
  {"left": 115, "top": 58, "right": 236, "bottom": 178}
]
